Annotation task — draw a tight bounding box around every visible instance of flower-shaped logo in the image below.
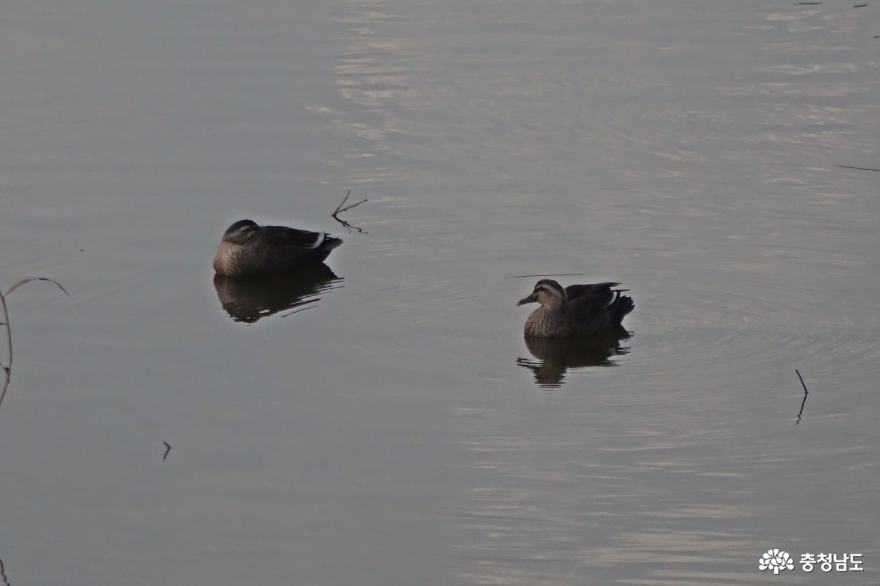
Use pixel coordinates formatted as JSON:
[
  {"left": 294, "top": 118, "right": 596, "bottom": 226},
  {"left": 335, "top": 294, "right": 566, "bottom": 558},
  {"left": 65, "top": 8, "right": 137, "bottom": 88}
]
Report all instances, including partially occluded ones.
[{"left": 759, "top": 549, "right": 794, "bottom": 574}]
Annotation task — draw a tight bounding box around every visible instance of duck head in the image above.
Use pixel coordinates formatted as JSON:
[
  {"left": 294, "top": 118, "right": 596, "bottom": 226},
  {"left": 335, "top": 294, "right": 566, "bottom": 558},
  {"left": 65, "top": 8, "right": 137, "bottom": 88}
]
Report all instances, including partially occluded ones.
[
  {"left": 517, "top": 279, "right": 566, "bottom": 311},
  {"left": 221, "top": 219, "right": 259, "bottom": 244}
]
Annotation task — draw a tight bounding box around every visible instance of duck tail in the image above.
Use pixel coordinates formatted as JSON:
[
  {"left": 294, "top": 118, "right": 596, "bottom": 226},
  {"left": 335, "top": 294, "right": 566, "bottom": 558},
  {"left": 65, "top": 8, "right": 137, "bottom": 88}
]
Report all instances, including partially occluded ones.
[
  {"left": 612, "top": 294, "right": 634, "bottom": 325},
  {"left": 322, "top": 236, "right": 344, "bottom": 251}
]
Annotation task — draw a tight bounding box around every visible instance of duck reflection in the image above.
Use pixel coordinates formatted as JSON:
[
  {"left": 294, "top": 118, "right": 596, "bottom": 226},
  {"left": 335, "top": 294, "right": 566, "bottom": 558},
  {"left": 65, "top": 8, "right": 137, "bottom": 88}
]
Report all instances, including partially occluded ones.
[
  {"left": 213, "top": 264, "right": 342, "bottom": 323},
  {"left": 517, "top": 326, "right": 631, "bottom": 388}
]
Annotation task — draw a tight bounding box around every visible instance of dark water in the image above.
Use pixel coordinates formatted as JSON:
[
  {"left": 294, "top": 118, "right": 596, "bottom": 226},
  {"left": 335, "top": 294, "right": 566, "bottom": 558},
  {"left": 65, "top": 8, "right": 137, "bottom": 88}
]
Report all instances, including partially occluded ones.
[{"left": 1, "top": 0, "right": 878, "bottom": 584}]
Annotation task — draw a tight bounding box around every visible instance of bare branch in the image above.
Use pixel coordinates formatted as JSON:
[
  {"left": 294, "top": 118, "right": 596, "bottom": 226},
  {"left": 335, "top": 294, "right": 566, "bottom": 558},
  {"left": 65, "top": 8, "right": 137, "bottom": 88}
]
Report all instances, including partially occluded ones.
[
  {"left": 0, "top": 277, "right": 68, "bottom": 408},
  {"left": 836, "top": 164, "right": 880, "bottom": 172},
  {"left": 331, "top": 190, "right": 368, "bottom": 234},
  {"left": 5, "top": 277, "right": 70, "bottom": 297},
  {"left": 795, "top": 369, "right": 809, "bottom": 425}
]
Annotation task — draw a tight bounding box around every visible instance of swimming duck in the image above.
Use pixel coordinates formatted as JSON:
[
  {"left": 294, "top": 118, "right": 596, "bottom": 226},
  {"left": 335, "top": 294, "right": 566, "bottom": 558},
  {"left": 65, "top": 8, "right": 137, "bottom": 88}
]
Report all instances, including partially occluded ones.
[
  {"left": 213, "top": 219, "right": 342, "bottom": 277},
  {"left": 517, "top": 279, "right": 634, "bottom": 338}
]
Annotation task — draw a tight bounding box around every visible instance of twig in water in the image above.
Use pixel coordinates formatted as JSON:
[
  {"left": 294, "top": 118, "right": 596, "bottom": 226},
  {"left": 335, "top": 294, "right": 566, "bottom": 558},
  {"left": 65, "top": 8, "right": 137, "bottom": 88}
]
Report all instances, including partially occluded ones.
[
  {"left": 795, "top": 369, "right": 809, "bottom": 393},
  {"left": 163, "top": 442, "right": 172, "bottom": 461},
  {"left": 331, "top": 190, "right": 368, "bottom": 234},
  {"left": 795, "top": 369, "right": 809, "bottom": 425},
  {"left": 333, "top": 190, "right": 368, "bottom": 215},
  {"left": 0, "top": 277, "right": 69, "bottom": 408},
  {"left": 836, "top": 164, "right": 880, "bottom": 172},
  {"left": 509, "top": 273, "right": 587, "bottom": 279}
]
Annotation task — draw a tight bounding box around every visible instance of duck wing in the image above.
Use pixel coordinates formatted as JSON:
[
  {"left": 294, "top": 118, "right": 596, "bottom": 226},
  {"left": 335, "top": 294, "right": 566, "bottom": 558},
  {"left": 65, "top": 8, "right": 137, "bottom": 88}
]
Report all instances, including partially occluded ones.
[
  {"left": 564, "top": 282, "right": 621, "bottom": 302},
  {"left": 254, "top": 225, "right": 343, "bottom": 272},
  {"left": 564, "top": 282, "right": 633, "bottom": 329},
  {"left": 258, "top": 225, "right": 332, "bottom": 249}
]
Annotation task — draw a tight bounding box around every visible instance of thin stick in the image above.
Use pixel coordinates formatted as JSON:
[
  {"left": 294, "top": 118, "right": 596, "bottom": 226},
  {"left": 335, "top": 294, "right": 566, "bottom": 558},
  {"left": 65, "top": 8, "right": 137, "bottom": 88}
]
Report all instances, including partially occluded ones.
[
  {"left": 1, "top": 294, "right": 11, "bottom": 372},
  {"left": 331, "top": 190, "right": 368, "bottom": 234},
  {"left": 795, "top": 369, "right": 809, "bottom": 394},
  {"left": 509, "top": 273, "right": 587, "bottom": 279},
  {"left": 836, "top": 164, "right": 880, "bottom": 172},
  {"left": 333, "top": 190, "right": 368, "bottom": 216},
  {"left": 0, "top": 277, "right": 69, "bottom": 408},
  {"left": 0, "top": 294, "right": 14, "bottom": 407},
  {"left": 163, "top": 442, "right": 172, "bottom": 462},
  {"left": 795, "top": 369, "right": 809, "bottom": 425}
]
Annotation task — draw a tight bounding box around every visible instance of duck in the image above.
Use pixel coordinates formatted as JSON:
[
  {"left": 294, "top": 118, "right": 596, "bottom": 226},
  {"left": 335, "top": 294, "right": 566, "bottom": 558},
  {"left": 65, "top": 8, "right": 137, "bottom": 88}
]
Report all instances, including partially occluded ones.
[
  {"left": 213, "top": 219, "right": 343, "bottom": 277},
  {"left": 517, "top": 279, "right": 634, "bottom": 338}
]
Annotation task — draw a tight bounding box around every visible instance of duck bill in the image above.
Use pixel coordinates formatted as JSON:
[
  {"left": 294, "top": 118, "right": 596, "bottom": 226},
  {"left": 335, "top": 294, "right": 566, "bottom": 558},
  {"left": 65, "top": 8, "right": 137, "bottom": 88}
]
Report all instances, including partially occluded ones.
[{"left": 516, "top": 294, "right": 537, "bottom": 306}]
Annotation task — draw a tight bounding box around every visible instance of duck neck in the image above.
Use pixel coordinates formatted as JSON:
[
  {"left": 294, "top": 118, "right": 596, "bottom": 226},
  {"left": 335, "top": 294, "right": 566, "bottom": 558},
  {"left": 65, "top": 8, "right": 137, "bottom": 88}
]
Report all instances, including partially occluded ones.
[{"left": 544, "top": 295, "right": 566, "bottom": 313}]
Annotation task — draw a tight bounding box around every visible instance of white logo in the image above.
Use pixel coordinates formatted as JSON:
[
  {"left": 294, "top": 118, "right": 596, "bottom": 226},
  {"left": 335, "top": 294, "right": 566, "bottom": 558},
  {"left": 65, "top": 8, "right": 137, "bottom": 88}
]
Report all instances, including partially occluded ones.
[{"left": 759, "top": 549, "right": 795, "bottom": 574}]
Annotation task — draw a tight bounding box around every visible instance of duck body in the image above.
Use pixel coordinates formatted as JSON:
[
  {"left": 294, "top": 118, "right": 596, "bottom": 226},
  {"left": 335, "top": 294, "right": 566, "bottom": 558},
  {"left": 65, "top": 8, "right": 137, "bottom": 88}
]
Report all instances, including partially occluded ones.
[
  {"left": 213, "top": 219, "right": 343, "bottom": 277},
  {"left": 517, "top": 279, "right": 634, "bottom": 338}
]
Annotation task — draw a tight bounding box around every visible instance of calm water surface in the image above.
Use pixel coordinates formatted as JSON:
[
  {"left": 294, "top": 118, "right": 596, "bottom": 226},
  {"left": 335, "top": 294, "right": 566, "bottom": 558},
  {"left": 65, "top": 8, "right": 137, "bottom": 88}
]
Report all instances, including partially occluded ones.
[{"left": 1, "top": 0, "right": 878, "bottom": 584}]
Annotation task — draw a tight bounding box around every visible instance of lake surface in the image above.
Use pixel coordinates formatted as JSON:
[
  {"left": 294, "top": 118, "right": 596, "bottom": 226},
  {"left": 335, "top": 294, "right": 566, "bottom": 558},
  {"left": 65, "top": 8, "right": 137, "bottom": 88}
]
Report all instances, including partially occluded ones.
[{"left": 1, "top": 0, "right": 879, "bottom": 584}]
